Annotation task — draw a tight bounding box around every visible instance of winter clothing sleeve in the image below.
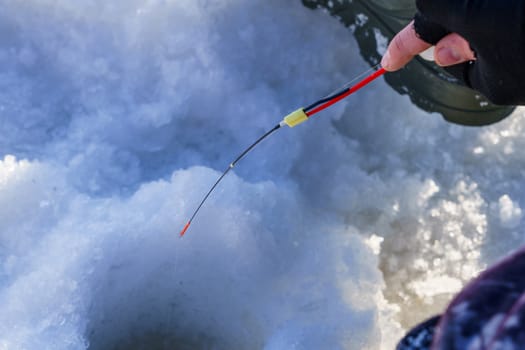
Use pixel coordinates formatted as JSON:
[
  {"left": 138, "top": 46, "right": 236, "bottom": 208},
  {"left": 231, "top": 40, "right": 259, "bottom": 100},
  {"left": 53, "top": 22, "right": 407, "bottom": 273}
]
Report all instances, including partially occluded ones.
[
  {"left": 413, "top": 0, "right": 525, "bottom": 105},
  {"left": 397, "top": 247, "right": 525, "bottom": 350}
]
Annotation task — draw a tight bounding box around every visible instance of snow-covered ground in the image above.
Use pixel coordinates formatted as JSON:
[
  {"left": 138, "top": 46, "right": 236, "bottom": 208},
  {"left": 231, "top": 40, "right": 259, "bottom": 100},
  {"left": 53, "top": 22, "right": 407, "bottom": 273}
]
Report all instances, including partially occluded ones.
[{"left": 1, "top": 1, "right": 524, "bottom": 349}]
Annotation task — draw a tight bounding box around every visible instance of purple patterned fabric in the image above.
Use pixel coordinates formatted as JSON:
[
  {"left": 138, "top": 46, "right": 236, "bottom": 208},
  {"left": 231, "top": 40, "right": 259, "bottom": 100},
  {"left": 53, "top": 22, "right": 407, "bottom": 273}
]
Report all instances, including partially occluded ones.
[{"left": 398, "top": 248, "right": 525, "bottom": 349}]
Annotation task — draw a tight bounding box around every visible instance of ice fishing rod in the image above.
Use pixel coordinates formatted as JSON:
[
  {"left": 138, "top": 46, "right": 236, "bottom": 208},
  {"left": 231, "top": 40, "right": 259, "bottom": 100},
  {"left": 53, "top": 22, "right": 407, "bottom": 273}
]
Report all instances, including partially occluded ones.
[{"left": 180, "top": 65, "right": 387, "bottom": 237}]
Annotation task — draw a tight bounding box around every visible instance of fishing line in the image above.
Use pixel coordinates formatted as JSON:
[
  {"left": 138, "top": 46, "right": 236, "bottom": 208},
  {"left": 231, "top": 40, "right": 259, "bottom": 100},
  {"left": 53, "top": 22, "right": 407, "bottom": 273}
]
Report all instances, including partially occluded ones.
[{"left": 180, "top": 66, "right": 387, "bottom": 237}]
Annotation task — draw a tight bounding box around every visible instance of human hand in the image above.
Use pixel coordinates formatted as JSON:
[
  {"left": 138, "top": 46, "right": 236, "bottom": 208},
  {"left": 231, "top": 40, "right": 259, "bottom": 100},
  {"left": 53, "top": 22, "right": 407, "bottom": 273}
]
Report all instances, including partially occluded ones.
[
  {"left": 379, "top": 0, "right": 525, "bottom": 106},
  {"left": 381, "top": 21, "right": 476, "bottom": 72}
]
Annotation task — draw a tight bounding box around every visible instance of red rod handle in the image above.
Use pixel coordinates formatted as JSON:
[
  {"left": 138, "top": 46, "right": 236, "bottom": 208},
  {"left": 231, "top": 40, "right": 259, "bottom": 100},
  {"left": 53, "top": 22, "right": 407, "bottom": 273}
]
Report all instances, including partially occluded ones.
[{"left": 306, "top": 67, "right": 387, "bottom": 117}]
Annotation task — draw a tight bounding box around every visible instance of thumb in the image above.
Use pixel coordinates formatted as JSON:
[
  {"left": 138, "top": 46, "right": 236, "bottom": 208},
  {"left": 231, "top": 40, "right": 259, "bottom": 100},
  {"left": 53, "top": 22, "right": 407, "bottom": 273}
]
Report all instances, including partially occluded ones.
[
  {"left": 434, "top": 33, "right": 476, "bottom": 66},
  {"left": 381, "top": 21, "right": 431, "bottom": 71}
]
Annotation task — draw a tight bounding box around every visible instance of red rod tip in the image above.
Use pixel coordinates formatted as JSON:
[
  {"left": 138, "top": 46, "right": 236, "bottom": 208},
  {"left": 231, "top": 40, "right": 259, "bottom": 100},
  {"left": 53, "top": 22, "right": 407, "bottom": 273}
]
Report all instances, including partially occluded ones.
[{"left": 180, "top": 221, "right": 191, "bottom": 237}]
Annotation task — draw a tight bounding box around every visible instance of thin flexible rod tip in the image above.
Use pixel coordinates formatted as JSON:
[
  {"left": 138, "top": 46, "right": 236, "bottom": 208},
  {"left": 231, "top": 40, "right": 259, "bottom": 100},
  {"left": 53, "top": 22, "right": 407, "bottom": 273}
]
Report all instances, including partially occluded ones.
[{"left": 180, "top": 221, "right": 191, "bottom": 238}]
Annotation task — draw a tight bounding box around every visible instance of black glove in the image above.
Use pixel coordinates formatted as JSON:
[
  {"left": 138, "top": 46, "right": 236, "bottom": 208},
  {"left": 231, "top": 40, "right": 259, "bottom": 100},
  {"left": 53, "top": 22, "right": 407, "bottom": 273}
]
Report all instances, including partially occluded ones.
[{"left": 413, "top": 0, "right": 525, "bottom": 106}]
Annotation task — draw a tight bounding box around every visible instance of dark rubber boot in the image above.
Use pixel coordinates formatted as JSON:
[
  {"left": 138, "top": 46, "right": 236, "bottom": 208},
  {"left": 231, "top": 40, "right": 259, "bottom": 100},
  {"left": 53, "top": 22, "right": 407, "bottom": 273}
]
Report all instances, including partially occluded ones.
[{"left": 303, "top": 0, "right": 515, "bottom": 126}]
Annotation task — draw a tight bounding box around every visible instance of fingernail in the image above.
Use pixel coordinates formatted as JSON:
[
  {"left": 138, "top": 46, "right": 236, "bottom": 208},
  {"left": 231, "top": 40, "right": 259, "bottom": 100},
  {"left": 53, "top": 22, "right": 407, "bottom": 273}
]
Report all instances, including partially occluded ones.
[
  {"left": 381, "top": 51, "right": 392, "bottom": 70},
  {"left": 436, "top": 47, "right": 462, "bottom": 66}
]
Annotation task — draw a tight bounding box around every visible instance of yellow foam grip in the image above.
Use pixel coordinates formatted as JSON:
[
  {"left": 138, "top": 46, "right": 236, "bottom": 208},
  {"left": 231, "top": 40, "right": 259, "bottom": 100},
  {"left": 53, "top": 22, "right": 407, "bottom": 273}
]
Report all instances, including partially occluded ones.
[{"left": 283, "top": 108, "right": 308, "bottom": 127}]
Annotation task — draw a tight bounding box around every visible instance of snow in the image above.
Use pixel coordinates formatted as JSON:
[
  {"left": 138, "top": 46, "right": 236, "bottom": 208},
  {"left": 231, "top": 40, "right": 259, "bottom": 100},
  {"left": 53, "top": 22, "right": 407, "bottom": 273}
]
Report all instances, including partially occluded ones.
[
  {"left": 373, "top": 28, "right": 388, "bottom": 56},
  {"left": 1, "top": 0, "right": 525, "bottom": 349},
  {"left": 495, "top": 195, "right": 523, "bottom": 229}
]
